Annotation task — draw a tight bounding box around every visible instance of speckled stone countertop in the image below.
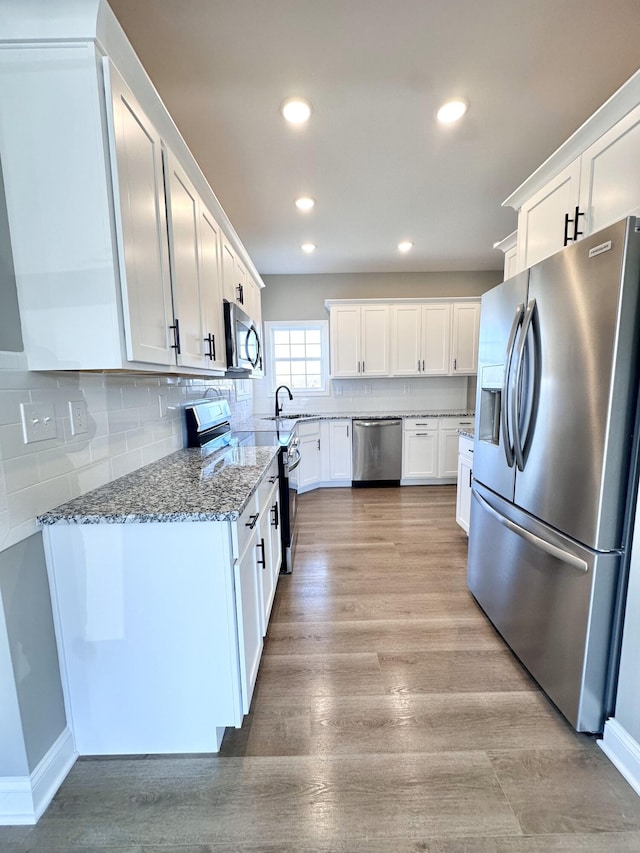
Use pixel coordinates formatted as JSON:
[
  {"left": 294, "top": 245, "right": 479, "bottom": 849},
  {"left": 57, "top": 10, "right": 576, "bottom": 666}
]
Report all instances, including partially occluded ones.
[
  {"left": 37, "top": 444, "right": 279, "bottom": 525},
  {"left": 235, "top": 410, "right": 475, "bottom": 431},
  {"left": 458, "top": 430, "right": 475, "bottom": 440}
]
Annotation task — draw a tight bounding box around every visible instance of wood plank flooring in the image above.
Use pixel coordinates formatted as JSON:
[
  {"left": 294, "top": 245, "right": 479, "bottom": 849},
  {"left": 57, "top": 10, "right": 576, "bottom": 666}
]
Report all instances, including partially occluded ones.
[{"left": 4, "top": 485, "right": 640, "bottom": 851}]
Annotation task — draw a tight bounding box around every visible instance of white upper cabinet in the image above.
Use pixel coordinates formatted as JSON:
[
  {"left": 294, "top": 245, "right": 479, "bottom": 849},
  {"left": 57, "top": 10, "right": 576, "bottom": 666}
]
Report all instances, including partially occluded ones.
[
  {"left": 330, "top": 304, "right": 391, "bottom": 378},
  {"left": 505, "top": 70, "right": 640, "bottom": 273},
  {"left": 107, "top": 63, "right": 174, "bottom": 366},
  {"left": 0, "top": 10, "right": 264, "bottom": 375},
  {"left": 329, "top": 299, "right": 479, "bottom": 378},
  {"left": 391, "top": 304, "right": 451, "bottom": 376},
  {"left": 579, "top": 102, "right": 640, "bottom": 236},
  {"left": 450, "top": 302, "right": 480, "bottom": 375}
]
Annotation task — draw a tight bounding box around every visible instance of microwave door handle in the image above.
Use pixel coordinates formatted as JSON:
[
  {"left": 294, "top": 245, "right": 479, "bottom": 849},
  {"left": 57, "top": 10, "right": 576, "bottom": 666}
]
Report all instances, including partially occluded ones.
[{"left": 244, "top": 327, "right": 260, "bottom": 369}]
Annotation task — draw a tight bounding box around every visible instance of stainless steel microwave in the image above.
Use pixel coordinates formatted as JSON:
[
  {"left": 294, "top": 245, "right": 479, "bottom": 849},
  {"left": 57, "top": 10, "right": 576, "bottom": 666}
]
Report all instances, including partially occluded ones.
[{"left": 223, "top": 301, "right": 262, "bottom": 375}]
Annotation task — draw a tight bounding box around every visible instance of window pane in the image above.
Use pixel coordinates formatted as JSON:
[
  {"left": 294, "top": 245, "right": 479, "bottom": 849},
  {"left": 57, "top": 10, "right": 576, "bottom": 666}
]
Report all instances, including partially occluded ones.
[
  {"left": 290, "top": 330, "right": 305, "bottom": 344},
  {"left": 305, "top": 330, "right": 321, "bottom": 344},
  {"left": 273, "top": 331, "right": 290, "bottom": 344},
  {"left": 307, "top": 375, "right": 321, "bottom": 388},
  {"left": 275, "top": 366, "right": 291, "bottom": 383},
  {"left": 290, "top": 344, "right": 306, "bottom": 358},
  {"left": 305, "top": 344, "right": 321, "bottom": 358},
  {"left": 290, "top": 362, "right": 305, "bottom": 375},
  {"left": 306, "top": 360, "right": 322, "bottom": 373},
  {"left": 290, "top": 374, "right": 307, "bottom": 388},
  {"left": 274, "top": 344, "right": 291, "bottom": 359}
]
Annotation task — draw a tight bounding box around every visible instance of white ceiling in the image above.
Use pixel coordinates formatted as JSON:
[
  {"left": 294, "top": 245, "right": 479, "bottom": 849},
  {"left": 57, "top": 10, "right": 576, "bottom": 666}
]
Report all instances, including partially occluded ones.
[{"left": 108, "top": 0, "right": 640, "bottom": 276}]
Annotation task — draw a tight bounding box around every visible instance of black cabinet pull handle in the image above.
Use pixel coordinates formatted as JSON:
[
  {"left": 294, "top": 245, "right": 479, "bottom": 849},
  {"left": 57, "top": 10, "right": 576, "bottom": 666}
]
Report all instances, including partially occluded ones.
[
  {"left": 237, "top": 283, "right": 244, "bottom": 304},
  {"left": 563, "top": 211, "right": 572, "bottom": 246},
  {"left": 169, "top": 318, "right": 181, "bottom": 354},
  {"left": 271, "top": 502, "right": 279, "bottom": 529},
  {"left": 573, "top": 206, "right": 584, "bottom": 242},
  {"left": 245, "top": 513, "right": 259, "bottom": 529},
  {"left": 257, "top": 537, "right": 266, "bottom": 568},
  {"left": 469, "top": 469, "right": 472, "bottom": 488}
]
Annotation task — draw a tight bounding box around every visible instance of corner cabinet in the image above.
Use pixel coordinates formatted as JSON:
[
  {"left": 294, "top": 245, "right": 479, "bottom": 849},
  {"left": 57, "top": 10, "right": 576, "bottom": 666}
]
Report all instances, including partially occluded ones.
[
  {"left": 327, "top": 299, "right": 480, "bottom": 379},
  {"left": 456, "top": 434, "right": 474, "bottom": 534},
  {"left": 0, "top": 35, "right": 262, "bottom": 374}
]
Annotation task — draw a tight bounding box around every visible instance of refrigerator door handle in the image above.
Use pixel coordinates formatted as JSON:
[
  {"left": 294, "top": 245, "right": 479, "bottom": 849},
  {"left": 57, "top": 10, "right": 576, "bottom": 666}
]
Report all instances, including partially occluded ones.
[
  {"left": 501, "top": 302, "right": 525, "bottom": 468},
  {"left": 473, "top": 488, "right": 588, "bottom": 573},
  {"left": 511, "top": 299, "right": 537, "bottom": 471}
]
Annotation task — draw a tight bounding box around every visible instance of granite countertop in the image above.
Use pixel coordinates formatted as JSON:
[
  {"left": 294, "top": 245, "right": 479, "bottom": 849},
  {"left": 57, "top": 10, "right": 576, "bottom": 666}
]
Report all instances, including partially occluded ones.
[
  {"left": 38, "top": 444, "right": 279, "bottom": 526},
  {"left": 459, "top": 429, "right": 475, "bottom": 440},
  {"left": 235, "top": 410, "right": 475, "bottom": 430}
]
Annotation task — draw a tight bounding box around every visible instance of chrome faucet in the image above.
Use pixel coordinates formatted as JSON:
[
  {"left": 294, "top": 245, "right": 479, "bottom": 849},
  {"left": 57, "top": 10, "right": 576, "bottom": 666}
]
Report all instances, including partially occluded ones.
[{"left": 275, "top": 385, "right": 293, "bottom": 418}]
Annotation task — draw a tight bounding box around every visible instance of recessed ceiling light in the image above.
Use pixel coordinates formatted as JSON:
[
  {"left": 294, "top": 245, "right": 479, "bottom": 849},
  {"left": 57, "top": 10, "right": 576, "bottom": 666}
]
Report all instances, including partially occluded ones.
[
  {"left": 436, "top": 99, "right": 468, "bottom": 124},
  {"left": 301, "top": 242, "right": 316, "bottom": 253},
  {"left": 281, "top": 97, "right": 312, "bottom": 124},
  {"left": 295, "top": 196, "right": 315, "bottom": 212},
  {"left": 398, "top": 241, "right": 414, "bottom": 253}
]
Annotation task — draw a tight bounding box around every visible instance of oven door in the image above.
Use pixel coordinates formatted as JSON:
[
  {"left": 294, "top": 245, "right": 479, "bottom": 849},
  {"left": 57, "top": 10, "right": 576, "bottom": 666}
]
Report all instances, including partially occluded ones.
[{"left": 279, "top": 441, "right": 301, "bottom": 574}]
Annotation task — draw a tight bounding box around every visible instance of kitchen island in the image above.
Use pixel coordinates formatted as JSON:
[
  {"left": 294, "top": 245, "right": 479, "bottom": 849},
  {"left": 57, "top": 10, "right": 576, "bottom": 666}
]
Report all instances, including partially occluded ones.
[{"left": 38, "top": 440, "right": 283, "bottom": 758}]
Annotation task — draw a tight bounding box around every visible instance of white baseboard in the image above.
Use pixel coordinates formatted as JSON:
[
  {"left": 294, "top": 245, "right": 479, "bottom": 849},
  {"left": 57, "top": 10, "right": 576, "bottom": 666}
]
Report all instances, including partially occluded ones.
[
  {"left": 0, "top": 727, "right": 77, "bottom": 825},
  {"left": 599, "top": 718, "right": 640, "bottom": 797}
]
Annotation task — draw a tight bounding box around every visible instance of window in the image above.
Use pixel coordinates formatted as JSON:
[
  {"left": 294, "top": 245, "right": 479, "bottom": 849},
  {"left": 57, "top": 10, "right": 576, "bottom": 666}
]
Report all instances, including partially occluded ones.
[{"left": 265, "top": 321, "right": 329, "bottom": 394}]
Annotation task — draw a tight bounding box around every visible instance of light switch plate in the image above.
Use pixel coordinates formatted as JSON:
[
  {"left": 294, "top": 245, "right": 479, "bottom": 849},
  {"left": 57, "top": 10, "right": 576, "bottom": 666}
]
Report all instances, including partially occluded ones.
[
  {"left": 68, "top": 400, "right": 88, "bottom": 435},
  {"left": 20, "top": 402, "right": 57, "bottom": 443}
]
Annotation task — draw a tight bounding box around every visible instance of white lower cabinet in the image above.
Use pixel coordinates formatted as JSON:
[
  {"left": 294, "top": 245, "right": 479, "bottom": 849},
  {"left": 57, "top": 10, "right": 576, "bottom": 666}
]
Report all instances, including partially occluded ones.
[
  {"left": 402, "top": 418, "right": 438, "bottom": 480},
  {"left": 296, "top": 421, "right": 322, "bottom": 492},
  {"left": 43, "top": 458, "right": 281, "bottom": 756},
  {"left": 456, "top": 435, "right": 474, "bottom": 534},
  {"left": 326, "top": 420, "right": 353, "bottom": 482},
  {"left": 438, "top": 416, "right": 475, "bottom": 478}
]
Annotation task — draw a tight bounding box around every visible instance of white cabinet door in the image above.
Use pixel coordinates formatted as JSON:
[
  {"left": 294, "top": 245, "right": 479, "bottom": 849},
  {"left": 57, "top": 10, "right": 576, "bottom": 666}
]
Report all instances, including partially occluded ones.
[
  {"left": 390, "top": 305, "right": 421, "bottom": 376},
  {"left": 330, "top": 305, "right": 361, "bottom": 377},
  {"left": 516, "top": 159, "right": 581, "bottom": 271},
  {"left": 361, "top": 305, "right": 389, "bottom": 376},
  {"left": 504, "top": 245, "right": 519, "bottom": 280},
  {"left": 580, "top": 102, "right": 640, "bottom": 237},
  {"left": 106, "top": 62, "right": 174, "bottom": 366},
  {"left": 221, "top": 235, "right": 249, "bottom": 310},
  {"left": 234, "top": 529, "right": 263, "bottom": 715},
  {"left": 298, "top": 431, "right": 322, "bottom": 491},
  {"left": 450, "top": 302, "right": 480, "bottom": 374},
  {"left": 438, "top": 429, "right": 461, "bottom": 478},
  {"left": 258, "top": 481, "right": 282, "bottom": 633},
  {"left": 402, "top": 432, "right": 437, "bottom": 478},
  {"left": 164, "top": 150, "right": 205, "bottom": 369},
  {"left": 456, "top": 453, "right": 473, "bottom": 534},
  {"left": 422, "top": 304, "right": 451, "bottom": 374},
  {"left": 199, "top": 206, "right": 226, "bottom": 371},
  {"left": 328, "top": 420, "right": 352, "bottom": 480}
]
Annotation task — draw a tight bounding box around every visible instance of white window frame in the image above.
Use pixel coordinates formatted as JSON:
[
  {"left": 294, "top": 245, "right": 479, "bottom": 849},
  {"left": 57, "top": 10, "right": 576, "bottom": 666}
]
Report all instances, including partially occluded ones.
[{"left": 265, "top": 320, "right": 330, "bottom": 395}]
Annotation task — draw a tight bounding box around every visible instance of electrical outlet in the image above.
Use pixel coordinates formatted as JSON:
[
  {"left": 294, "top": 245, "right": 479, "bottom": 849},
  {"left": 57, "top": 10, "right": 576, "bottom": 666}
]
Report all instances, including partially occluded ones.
[
  {"left": 364, "top": 383, "right": 372, "bottom": 395},
  {"left": 20, "top": 402, "right": 57, "bottom": 443},
  {"left": 404, "top": 382, "right": 411, "bottom": 394},
  {"left": 68, "top": 400, "right": 88, "bottom": 435},
  {"left": 159, "top": 394, "right": 168, "bottom": 418},
  {"left": 334, "top": 383, "right": 343, "bottom": 397}
]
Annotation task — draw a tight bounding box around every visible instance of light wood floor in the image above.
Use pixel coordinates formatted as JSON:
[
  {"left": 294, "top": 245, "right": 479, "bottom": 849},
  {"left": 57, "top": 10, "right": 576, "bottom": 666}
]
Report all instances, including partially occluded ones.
[{"left": 4, "top": 486, "right": 640, "bottom": 851}]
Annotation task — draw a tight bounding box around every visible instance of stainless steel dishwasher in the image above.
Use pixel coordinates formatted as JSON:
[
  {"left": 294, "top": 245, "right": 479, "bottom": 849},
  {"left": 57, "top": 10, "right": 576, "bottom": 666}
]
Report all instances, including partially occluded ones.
[{"left": 352, "top": 418, "right": 402, "bottom": 486}]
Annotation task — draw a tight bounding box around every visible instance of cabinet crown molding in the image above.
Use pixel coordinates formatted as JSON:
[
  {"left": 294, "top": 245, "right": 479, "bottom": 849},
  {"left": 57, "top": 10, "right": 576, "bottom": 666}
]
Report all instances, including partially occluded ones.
[
  {"left": 324, "top": 297, "right": 480, "bottom": 309},
  {"left": 503, "top": 68, "right": 640, "bottom": 212}
]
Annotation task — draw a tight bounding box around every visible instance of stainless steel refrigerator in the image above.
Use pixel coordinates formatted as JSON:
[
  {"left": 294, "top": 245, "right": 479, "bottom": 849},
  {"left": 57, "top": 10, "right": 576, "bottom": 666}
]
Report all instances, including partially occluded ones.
[{"left": 468, "top": 216, "right": 640, "bottom": 733}]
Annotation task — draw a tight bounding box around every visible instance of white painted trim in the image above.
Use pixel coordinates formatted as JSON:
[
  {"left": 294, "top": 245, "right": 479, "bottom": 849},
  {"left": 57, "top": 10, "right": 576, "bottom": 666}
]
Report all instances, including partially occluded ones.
[
  {"left": 0, "top": 727, "right": 77, "bottom": 825},
  {"left": 324, "top": 297, "right": 481, "bottom": 308},
  {"left": 599, "top": 718, "right": 640, "bottom": 798}
]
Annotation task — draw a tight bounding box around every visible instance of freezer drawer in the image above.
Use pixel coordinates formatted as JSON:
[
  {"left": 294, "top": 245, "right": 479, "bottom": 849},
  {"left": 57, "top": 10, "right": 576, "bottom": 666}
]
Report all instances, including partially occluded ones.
[{"left": 467, "top": 483, "right": 620, "bottom": 733}]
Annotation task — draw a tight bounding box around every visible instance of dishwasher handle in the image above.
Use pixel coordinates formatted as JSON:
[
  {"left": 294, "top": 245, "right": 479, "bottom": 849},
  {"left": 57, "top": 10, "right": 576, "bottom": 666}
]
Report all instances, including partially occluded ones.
[{"left": 353, "top": 419, "right": 402, "bottom": 428}]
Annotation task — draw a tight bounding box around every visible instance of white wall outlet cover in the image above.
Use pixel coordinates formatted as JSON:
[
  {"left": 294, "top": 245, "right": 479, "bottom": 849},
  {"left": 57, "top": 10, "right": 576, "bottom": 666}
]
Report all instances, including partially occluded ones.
[
  {"left": 20, "top": 402, "right": 57, "bottom": 443},
  {"left": 158, "top": 394, "right": 168, "bottom": 418},
  {"left": 68, "top": 400, "right": 88, "bottom": 435},
  {"left": 364, "top": 383, "right": 372, "bottom": 395},
  {"left": 334, "top": 384, "right": 343, "bottom": 396}
]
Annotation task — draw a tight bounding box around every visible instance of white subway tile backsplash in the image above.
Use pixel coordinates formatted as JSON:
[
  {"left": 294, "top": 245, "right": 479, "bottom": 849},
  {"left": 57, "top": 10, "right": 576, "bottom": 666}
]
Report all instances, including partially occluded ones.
[{"left": 0, "top": 371, "right": 252, "bottom": 552}]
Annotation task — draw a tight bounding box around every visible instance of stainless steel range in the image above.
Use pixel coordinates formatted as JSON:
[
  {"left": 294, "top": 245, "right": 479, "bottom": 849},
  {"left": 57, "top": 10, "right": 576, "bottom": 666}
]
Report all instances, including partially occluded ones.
[{"left": 184, "top": 400, "right": 300, "bottom": 574}]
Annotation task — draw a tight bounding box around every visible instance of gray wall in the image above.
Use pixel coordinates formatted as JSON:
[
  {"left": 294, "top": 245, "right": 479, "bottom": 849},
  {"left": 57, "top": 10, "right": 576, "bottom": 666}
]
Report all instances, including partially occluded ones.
[
  {"left": 261, "top": 270, "right": 502, "bottom": 322},
  {"left": 0, "top": 534, "right": 67, "bottom": 773}
]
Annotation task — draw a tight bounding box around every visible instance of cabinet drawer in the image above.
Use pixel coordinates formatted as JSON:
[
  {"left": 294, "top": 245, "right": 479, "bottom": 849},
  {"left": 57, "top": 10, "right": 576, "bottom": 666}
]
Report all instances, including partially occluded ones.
[
  {"left": 233, "top": 492, "right": 259, "bottom": 560},
  {"left": 404, "top": 417, "right": 438, "bottom": 432},
  {"left": 439, "top": 416, "right": 475, "bottom": 432}
]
